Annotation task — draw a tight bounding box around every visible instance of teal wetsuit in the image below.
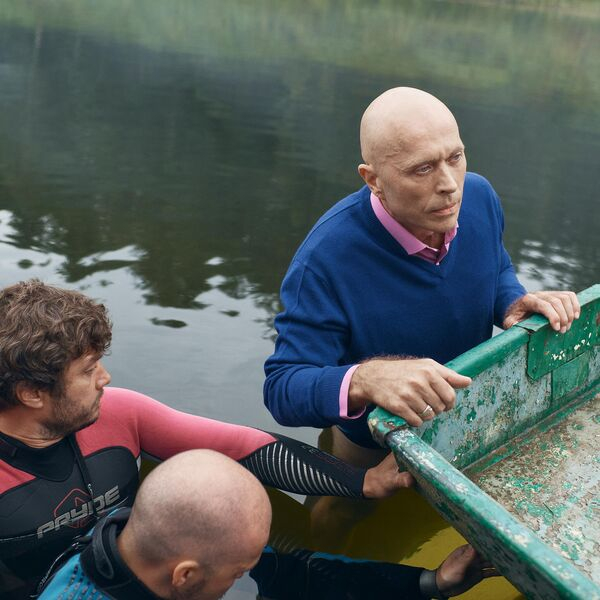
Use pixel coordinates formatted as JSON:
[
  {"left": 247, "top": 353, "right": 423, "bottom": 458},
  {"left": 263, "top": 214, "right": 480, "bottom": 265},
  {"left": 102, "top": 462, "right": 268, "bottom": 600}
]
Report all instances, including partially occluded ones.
[{"left": 38, "top": 508, "right": 438, "bottom": 600}]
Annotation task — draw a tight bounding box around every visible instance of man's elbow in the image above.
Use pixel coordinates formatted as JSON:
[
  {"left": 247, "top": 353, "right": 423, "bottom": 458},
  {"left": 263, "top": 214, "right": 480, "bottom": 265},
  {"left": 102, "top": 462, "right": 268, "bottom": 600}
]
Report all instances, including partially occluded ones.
[
  {"left": 263, "top": 376, "right": 293, "bottom": 426},
  {"left": 263, "top": 373, "right": 318, "bottom": 428}
]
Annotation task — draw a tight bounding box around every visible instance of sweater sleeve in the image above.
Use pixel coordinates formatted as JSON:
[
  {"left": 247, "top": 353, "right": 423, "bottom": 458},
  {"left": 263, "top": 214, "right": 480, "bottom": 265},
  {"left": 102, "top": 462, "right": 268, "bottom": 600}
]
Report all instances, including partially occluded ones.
[
  {"left": 263, "top": 261, "right": 356, "bottom": 428},
  {"left": 490, "top": 189, "right": 527, "bottom": 327}
]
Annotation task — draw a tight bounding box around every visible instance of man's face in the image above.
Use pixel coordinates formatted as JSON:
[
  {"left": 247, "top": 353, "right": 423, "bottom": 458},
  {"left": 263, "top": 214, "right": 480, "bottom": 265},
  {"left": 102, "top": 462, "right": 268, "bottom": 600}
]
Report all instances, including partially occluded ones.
[
  {"left": 41, "top": 353, "right": 111, "bottom": 438},
  {"left": 375, "top": 118, "right": 466, "bottom": 241}
]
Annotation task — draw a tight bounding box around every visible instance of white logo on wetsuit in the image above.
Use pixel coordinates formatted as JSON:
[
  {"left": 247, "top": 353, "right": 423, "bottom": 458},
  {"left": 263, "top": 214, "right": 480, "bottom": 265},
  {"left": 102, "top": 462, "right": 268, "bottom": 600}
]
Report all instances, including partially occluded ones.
[{"left": 36, "top": 485, "right": 120, "bottom": 539}]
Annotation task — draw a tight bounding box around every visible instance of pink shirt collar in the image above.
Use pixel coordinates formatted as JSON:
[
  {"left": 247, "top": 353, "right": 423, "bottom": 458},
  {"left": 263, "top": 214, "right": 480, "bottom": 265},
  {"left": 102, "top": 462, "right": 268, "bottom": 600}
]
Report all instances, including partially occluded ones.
[{"left": 370, "top": 192, "right": 458, "bottom": 265}]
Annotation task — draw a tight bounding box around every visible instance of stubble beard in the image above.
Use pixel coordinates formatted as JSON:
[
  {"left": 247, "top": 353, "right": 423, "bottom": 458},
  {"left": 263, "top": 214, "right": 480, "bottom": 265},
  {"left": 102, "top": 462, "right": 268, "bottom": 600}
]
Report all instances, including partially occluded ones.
[{"left": 41, "top": 391, "right": 102, "bottom": 439}]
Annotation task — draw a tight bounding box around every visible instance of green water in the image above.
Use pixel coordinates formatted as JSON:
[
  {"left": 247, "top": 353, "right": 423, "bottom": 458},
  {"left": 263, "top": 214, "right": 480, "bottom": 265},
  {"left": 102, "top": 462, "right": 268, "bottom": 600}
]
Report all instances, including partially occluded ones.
[{"left": 0, "top": 1, "right": 599, "bottom": 598}]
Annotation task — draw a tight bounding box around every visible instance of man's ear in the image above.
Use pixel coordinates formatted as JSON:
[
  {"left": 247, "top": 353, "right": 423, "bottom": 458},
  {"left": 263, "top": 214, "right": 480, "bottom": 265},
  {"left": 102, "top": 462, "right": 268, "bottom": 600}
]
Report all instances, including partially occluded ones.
[
  {"left": 172, "top": 560, "right": 203, "bottom": 589},
  {"left": 357, "top": 163, "right": 382, "bottom": 197},
  {"left": 14, "top": 382, "right": 46, "bottom": 409}
]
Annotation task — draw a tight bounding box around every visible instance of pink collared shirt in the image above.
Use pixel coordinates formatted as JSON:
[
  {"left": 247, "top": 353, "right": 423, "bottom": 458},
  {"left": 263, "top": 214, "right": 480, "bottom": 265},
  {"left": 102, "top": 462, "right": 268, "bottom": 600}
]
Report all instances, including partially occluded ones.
[
  {"left": 338, "top": 192, "right": 459, "bottom": 419},
  {"left": 369, "top": 192, "right": 458, "bottom": 264}
]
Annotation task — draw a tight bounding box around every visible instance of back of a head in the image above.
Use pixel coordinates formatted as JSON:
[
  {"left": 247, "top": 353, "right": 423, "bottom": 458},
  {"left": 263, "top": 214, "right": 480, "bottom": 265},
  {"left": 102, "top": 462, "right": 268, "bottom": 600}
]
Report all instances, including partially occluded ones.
[
  {"left": 0, "top": 279, "right": 112, "bottom": 410},
  {"left": 127, "top": 450, "right": 272, "bottom": 569}
]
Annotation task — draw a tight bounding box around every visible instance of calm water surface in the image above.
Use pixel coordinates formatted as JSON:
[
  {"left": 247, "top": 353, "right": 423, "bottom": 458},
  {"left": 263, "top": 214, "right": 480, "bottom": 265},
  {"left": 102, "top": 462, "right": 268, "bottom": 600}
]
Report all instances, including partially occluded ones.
[{"left": 0, "top": 1, "right": 599, "bottom": 598}]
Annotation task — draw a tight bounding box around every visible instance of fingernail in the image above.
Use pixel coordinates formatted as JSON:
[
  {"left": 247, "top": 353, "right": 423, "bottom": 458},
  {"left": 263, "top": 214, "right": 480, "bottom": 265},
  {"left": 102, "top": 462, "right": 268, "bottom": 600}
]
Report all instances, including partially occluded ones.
[{"left": 560, "top": 327, "right": 566, "bottom": 334}]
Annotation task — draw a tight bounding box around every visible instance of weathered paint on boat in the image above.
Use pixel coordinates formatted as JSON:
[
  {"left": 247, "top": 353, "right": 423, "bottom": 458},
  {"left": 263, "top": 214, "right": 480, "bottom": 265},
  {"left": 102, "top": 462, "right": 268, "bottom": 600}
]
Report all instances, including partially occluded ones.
[{"left": 368, "top": 284, "right": 600, "bottom": 600}]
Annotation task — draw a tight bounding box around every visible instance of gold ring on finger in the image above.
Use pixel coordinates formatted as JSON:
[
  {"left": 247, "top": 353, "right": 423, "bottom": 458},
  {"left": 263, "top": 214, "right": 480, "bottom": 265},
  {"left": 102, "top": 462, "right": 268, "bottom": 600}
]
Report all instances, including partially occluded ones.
[{"left": 419, "top": 405, "right": 433, "bottom": 417}]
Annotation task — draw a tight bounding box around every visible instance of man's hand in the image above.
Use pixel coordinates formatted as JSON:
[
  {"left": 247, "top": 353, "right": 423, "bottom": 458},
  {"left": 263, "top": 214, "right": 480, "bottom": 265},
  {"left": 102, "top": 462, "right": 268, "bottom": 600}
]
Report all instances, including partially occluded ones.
[
  {"left": 362, "top": 452, "right": 414, "bottom": 498},
  {"left": 348, "top": 358, "right": 471, "bottom": 426},
  {"left": 503, "top": 291, "right": 580, "bottom": 333},
  {"left": 435, "top": 544, "right": 498, "bottom": 597}
]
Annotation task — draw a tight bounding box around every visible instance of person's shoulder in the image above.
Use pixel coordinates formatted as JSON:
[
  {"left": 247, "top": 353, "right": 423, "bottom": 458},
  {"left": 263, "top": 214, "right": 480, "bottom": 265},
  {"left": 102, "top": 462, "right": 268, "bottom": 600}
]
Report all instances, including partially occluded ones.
[
  {"left": 463, "top": 172, "right": 503, "bottom": 212},
  {"left": 83, "top": 388, "right": 161, "bottom": 435},
  {"left": 294, "top": 186, "right": 370, "bottom": 260},
  {"left": 313, "top": 186, "right": 369, "bottom": 227},
  {"left": 102, "top": 387, "right": 156, "bottom": 405},
  {"left": 460, "top": 172, "right": 506, "bottom": 236},
  {"left": 97, "top": 387, "right": 157, "bottom": 416},
  {"left": 77, "top": 388, "right": 152, "bottom": 453},
  {"left": 464, "top": 171, "right": 497, "bottom": 196},
  {"left": 39, "top": 553, "right": 100, "bottom": 599}
]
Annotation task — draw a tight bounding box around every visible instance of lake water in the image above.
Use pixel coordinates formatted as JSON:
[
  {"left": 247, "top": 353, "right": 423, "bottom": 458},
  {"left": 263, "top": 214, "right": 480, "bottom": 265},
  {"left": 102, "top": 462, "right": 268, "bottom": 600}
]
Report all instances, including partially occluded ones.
[{"left": 0, "top": 1, "right": 599, "bottom": 598}]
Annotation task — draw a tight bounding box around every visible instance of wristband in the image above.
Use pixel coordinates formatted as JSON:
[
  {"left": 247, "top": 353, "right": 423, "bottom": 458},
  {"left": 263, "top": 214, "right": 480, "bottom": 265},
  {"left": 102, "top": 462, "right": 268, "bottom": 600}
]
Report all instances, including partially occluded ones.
[{"left": 419, "top": 568, "right": 448, "bottom": 599}]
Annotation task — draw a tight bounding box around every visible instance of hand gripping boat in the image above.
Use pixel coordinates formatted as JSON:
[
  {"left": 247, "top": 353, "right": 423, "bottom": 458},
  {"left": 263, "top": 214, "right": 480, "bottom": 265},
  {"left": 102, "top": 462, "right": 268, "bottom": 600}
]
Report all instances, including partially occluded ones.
[{"left": 368, "top": 285, "right": 600, "bottom": 600}]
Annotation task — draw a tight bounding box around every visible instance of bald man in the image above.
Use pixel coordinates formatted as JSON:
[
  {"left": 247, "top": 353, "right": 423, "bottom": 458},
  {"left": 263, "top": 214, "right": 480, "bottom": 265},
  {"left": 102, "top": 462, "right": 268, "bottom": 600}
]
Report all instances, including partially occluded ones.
[
  {"left": 38, "top": 450, "right": 271, "bottom": 599},
  {"left": 264, "top": 87, "right": 579, "bottom": 459},
  {"left": 38, "top": 450, "right": 498, "bottom": 599}
]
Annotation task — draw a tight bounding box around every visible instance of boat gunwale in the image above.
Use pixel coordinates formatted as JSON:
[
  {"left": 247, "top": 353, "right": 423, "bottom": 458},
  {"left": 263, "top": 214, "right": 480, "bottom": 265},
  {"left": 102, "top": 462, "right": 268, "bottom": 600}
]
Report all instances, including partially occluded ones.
[{"left": 368, "top": 284, "right": 600, "bottom": 599}]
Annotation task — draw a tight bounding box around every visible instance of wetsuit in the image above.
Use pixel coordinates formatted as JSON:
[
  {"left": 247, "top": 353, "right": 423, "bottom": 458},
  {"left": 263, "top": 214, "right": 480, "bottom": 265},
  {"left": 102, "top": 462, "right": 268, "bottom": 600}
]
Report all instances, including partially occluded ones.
[
  {"left": 38, "top": 508, "right": 440, "bottom": 600},
  {"left": 0, "top": 388, "right": 365, "bottom": 599}
]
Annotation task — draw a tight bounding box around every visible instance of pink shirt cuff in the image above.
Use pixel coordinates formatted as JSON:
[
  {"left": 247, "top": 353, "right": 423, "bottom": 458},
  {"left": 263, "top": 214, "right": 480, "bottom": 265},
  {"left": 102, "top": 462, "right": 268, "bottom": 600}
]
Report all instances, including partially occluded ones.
[{"left": 339, "top": 365, "right": 365, "bottom": 419}]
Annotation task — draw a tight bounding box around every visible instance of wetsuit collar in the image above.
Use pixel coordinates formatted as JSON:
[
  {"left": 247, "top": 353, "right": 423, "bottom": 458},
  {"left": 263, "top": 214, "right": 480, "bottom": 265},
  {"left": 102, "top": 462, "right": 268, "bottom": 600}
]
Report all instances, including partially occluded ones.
[{"left": 80, "top": 507, "right": 164, "bottom": 600}]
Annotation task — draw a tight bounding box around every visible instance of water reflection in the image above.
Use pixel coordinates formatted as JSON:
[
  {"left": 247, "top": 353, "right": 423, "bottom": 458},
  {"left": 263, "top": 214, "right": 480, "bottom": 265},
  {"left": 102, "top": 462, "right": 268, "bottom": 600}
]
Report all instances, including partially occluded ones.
[
  {"left": 1, "top": 4, "right": 598, "bottom": 320},
  {"left": 0, "top": 2, "right": 599, "bottom": 599}
]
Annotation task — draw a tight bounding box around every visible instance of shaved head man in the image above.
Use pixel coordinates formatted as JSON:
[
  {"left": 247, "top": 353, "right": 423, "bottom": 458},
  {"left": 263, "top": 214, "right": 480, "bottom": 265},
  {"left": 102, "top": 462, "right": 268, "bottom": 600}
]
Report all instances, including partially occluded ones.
[
  {"left": 118, "top": 450, "right": 271, "bottom": 600},
  {"left": 264, "top": 85, "right": 579, "bottom": 459},
  {"left": 39, "top": 450, "right": 498, "bottom": 600},
  {"left": 40, "top": 450, "right": 272, "bottom": 600}
]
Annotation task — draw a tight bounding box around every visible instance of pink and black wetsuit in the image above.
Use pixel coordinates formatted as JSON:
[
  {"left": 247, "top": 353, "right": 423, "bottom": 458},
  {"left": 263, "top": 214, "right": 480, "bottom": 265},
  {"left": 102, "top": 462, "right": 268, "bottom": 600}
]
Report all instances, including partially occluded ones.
[{"left": 0, "top": 388, "right": 365, "bottom": 599}]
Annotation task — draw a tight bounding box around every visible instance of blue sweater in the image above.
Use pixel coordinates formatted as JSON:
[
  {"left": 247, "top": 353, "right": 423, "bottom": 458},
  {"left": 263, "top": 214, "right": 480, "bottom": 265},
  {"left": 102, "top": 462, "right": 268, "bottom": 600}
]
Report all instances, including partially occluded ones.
[{"left": 263, "top": 173, "right": 526, "bottom": 447}]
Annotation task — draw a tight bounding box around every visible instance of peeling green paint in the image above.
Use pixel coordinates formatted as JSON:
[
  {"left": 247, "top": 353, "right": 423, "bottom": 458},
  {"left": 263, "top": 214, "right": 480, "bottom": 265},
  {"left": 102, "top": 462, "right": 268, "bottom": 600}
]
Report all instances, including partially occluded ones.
[
  {"left": 552, "top": 352, "right": 590, "bottom": 400},
  {"left": 368, "top": 285, "right": 600, "bottom": 600},
  {"left": 469, "top": 391, "right": 600, "bottom": 578},
  {"left": 522, "top": 286, "right": 600, "bottom": 380}
]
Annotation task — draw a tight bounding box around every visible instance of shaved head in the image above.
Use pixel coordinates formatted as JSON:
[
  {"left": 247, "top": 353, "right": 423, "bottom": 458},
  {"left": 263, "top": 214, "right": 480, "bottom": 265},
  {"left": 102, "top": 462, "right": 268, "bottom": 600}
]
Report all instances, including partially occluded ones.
[
  {"left": 360, "top": 87, "right": 458, "bottom": 168},
  {"left": 123, "top": 450, "right": 271, "bottom": 569}
]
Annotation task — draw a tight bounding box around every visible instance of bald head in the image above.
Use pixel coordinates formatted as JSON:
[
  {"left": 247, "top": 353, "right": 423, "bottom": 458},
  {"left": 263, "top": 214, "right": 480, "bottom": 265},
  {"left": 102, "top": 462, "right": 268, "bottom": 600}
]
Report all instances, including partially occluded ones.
[
  {"left": 125, "top": 450, "right": 271, "bottom": 568},
  {"left": 357, "top": 88, "right": 466, "bottom": 243},
  {"left": 360, "top": 87, "right": 458, "bottom": 167}
]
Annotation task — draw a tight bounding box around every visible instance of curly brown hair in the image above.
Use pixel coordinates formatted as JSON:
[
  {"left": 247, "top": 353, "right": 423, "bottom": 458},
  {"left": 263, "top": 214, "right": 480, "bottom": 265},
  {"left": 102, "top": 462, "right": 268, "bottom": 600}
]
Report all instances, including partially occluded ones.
[{"left": 0, "top": 280, "right": 112, "bottom": 411}]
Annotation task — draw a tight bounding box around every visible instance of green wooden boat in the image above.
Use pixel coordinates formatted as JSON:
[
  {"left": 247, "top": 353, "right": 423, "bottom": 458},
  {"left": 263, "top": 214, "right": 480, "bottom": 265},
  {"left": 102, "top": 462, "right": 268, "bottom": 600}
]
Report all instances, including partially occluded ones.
[{"left": 368, "top": 284, "right": 600, "bottom": 600}]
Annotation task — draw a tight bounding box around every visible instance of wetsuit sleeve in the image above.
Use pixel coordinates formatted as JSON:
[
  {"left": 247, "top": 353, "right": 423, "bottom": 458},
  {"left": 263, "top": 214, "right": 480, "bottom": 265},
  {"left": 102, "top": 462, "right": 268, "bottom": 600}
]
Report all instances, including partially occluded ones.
[
  {"left": 250, "top": 546, "right": 426, "bottom": 600},
  {"left": 118, "top": 390, "right": 365, "bottom": 497},
  {"left": 239, "top": 433, "right": 364, "bottom": 497}
]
